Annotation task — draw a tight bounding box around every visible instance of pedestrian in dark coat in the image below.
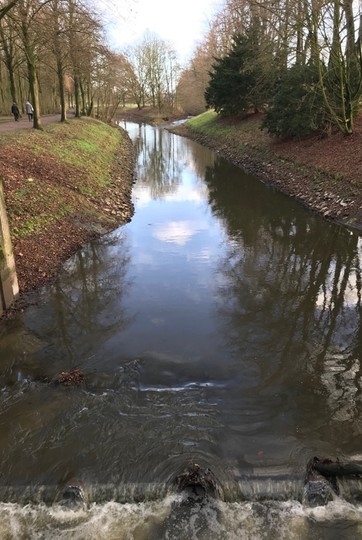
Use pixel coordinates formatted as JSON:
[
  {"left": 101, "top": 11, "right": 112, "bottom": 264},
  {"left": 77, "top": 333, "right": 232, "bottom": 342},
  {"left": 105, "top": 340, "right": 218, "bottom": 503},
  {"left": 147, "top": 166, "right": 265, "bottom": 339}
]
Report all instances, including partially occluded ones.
[{"left": 11, "top": 102, "right": 20, "bottom": 121}]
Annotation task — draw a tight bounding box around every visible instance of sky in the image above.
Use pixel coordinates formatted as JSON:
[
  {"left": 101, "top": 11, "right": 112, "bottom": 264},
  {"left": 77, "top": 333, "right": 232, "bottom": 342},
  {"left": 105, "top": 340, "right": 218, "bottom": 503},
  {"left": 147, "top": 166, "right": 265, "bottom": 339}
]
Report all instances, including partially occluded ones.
[{"left": 98, "top": 0, "right": 222, "bottom": 64}]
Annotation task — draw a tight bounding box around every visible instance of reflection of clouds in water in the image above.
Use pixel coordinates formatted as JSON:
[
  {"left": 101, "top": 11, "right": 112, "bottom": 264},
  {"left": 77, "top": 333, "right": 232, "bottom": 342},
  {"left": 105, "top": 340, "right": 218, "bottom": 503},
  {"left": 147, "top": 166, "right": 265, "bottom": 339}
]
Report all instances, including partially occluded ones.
[
  {"left": 186, "top": 247, "right": 214, "bottom": 262},
  {"left": 151, "top": 318, "right": 165, "bottom": 326},
  {"left": 163, "top": 183, "right": 207, "bottom": 203},
  {"left": 133, "top": 252, "right": 155, "bottom": 266},
  {"left": 321, "top": 353, "right": 361, "bottom": 423},
  {"left": 153, "top": 221, "right": 206, "bottom": 246},
  {"left": 133, "top": 188, "right": 152, "bottom": 208},
  {"left": 133, "top": 182, "right": 207, "bottom": 208}
]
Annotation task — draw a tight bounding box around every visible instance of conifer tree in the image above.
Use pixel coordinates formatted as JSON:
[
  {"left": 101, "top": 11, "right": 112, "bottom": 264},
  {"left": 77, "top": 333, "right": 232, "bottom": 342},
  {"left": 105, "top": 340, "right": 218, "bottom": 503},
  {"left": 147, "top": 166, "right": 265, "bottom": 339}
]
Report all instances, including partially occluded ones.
[{"left": 205, "top": 33, "right": 271, "bottom": 116}]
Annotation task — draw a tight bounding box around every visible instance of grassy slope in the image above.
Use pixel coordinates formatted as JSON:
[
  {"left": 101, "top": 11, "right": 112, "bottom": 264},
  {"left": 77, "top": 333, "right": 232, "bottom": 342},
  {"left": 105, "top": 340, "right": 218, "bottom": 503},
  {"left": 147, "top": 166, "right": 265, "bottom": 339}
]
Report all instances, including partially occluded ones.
[
  {"left": 187, "top": 111, "right": 264, "bottom": 142},
  {"left": 1, "top": 118, "right": 126, "bottom": 240},
  {"left": 0, "top": 117, "right": 135, "bottom": 298}
]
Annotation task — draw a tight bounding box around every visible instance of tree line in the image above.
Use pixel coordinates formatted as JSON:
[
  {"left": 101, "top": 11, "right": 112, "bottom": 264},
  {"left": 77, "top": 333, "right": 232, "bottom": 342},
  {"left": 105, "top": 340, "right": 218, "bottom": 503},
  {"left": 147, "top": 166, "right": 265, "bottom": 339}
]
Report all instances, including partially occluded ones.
[
  {"left": 0, "top": 0, "right": 179, "bottom": 127},
  {"left": 2, "top": 0, "right": 362, "bottom": 137},
  {"left": 0, "top": 0, "right": 127, "bottom": 127},
  {"left": 178, "top": 0, "right": 362, "bottom": 137}
]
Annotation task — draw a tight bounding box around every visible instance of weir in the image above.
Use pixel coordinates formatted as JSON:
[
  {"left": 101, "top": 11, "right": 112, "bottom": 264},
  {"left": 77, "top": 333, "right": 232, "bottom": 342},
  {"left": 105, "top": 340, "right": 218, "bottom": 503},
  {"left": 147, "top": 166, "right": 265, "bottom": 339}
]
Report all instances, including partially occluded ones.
[
  {"left": 0, "top": 472, "right": 360, "bottom": 506},
  {"left": 0, "top": 179, "right": 18, "bottom": 316}
]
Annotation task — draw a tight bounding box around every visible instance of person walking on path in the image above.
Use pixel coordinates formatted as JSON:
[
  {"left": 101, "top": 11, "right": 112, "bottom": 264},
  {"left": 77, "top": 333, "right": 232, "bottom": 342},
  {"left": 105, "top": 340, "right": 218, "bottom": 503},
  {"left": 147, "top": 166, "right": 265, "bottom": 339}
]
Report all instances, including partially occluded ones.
[
  {"left": 25, "top": 101, "right": 34, "bottom": 121},
  {"left": 11, "top": 102, "right": 20, "bottom": 121}
]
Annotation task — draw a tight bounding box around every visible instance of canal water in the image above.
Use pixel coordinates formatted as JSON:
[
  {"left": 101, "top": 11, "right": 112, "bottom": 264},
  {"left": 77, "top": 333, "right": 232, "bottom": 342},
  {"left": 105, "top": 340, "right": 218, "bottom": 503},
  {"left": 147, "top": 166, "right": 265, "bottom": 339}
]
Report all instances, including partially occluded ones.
[{"left": 0, "top": 121, "right": 361, "bottom": 538}]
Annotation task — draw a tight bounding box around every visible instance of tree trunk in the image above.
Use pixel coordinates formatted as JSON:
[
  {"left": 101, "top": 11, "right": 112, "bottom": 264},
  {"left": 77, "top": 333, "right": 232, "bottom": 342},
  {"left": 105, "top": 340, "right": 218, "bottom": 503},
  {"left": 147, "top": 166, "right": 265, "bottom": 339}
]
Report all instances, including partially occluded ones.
[
  {"left": 51, "top": 1, "right": 67, "bottom": 122},
  {"left": 79, "top": 79, "right": 86, "bottom": 114},
  {"left": 57, "top": 62, "right": 66, "bottom": 121},
  {"left": 74, "top": 75, "right": 80, "bottom": 117},
  {"left": 20, "top": 10, "right": 42, "bottom": 130},
  {"left": 27, "top": 57, "right": 42, "bottom": 129},
  {"left": 344, "top": 0, "right": 355, "bottom": 61},
  {"left": 0, "top": 24, "right": 17, "bottom": 102}
]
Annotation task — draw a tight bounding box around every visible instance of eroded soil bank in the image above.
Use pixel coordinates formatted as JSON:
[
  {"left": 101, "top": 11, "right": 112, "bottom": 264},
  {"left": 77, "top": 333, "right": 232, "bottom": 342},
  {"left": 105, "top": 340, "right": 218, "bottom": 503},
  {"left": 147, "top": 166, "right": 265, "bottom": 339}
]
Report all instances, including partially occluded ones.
[
  {"left": 0, "top": 118, "right": 135, "bottom": 317},
  {"left": 170, "top": 112, "right": 362, "bottom": 233}
]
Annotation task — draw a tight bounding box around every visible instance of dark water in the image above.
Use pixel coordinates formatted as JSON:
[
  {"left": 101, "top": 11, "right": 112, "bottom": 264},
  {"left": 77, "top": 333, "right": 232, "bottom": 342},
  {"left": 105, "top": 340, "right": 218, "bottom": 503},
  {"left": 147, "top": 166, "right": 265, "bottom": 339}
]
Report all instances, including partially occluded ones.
[{"left": 0, "top": 121, "right": 361, "bottom": 538}]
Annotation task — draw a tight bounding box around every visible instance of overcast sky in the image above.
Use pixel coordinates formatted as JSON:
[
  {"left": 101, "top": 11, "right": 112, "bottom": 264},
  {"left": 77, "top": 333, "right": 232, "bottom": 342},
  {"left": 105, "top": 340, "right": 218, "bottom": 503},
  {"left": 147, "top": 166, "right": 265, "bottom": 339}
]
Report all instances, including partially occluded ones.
[{"left": 98, "top": 0, "right": 222, "bottom": 64}]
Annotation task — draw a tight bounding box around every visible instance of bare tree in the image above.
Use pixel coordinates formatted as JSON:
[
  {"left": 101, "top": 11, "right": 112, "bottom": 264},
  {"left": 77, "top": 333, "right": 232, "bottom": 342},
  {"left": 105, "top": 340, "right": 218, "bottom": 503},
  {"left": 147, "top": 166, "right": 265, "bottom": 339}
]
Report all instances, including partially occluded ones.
[
  {"left": 44, "top": 0, "right": 69, "bottom": 121},
  {"left": 311, "top": 0, "right": 362, "bottom": 134},
  {"left": 0, "top": 0, "right": 138, "bottom": 118},
  {"left": 0, "top": 14, "right": 22, "bottom": 103},
  {"left": 13, "top": 0, "right": 47, "bottom": 129},
  {"left": 0, "top": 0, "right": 19, "bottom": 20},
  {"left": 125, "top": 31, "right": 179, "bottom": 113}
]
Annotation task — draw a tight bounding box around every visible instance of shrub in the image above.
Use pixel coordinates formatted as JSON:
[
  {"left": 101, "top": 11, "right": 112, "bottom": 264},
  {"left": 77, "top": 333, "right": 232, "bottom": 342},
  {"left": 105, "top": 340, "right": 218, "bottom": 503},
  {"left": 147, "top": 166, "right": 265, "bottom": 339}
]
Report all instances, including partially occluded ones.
[{"left": 262, "top": 63, "right": 327, "bottom": 139}]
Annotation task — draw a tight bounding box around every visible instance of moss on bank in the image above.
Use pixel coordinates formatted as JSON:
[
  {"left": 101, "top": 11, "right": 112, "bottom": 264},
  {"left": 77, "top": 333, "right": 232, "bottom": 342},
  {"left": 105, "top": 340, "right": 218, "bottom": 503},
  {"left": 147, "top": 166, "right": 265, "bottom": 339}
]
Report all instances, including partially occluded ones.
[{"left": 0, "top": 117, "right": 135, "bottom": 302}]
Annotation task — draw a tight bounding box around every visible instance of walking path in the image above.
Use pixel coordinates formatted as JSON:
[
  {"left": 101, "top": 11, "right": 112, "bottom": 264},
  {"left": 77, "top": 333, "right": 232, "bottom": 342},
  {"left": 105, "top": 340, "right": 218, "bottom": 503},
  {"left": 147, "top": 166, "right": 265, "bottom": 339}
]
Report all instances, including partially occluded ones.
[{"left": 0, "top": 114, "right": 62, "bottom": 133}]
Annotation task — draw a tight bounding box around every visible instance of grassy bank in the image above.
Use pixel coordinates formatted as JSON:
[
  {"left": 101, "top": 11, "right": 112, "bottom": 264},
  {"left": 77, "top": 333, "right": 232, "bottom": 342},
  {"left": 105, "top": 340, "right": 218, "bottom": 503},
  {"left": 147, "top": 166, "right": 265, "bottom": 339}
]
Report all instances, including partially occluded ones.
[
  {"left": 0, "top": 117, "right": 135, "bottom": 301},
  {"left": 173, "top": 111, "right": 362, "bottom": 231}
]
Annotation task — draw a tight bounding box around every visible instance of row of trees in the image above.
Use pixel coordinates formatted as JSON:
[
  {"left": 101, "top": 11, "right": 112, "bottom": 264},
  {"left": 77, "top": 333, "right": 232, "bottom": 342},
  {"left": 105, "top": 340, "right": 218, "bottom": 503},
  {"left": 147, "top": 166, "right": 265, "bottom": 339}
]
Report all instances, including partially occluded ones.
[
  {"left": 2, "top": 0, "right": 361, "bottom": 137},
  {"left": 0, "top": 0, "right": 180, "bottom": 128},
  {"left": 0, "top": 0, "right": 129, "bottom": 127},
  {"left": 123, "top": 32, "right": 180, "bottom": 112},
  {"left": 179, "top": 0, "right": 362, "bottom": 137}
]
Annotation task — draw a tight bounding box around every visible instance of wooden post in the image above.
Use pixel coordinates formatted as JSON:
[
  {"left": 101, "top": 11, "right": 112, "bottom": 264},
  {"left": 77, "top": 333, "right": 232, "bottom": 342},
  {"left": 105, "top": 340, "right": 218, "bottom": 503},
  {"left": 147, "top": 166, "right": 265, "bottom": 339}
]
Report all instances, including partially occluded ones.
[{"left": 0, "top": 179, "right": 19, "bottom": 317}]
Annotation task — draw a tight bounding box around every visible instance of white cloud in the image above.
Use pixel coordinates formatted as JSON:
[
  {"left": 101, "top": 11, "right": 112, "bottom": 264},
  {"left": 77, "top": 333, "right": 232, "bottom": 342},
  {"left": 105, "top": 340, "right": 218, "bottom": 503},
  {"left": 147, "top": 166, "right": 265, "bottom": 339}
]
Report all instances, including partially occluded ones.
[
  {"left": 153, "top": 220, "right": 204, "bottom": 245},
  {"left": 132, "top": 182, "right": 207, "bottom": 208},
  {"left": 100, "top": 0, "right": 220, "bottom": 63},
  {"left": 163, "top": 184, "right": 207, "bottom": 203}
]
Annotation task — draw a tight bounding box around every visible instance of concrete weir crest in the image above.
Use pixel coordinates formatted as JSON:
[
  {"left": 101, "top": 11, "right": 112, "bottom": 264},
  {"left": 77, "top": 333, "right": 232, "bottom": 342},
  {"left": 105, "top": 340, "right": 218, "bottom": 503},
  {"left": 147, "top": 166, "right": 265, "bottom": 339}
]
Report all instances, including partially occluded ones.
[{"left": 0, "top": 179, "right": 19, "bottom": 316}]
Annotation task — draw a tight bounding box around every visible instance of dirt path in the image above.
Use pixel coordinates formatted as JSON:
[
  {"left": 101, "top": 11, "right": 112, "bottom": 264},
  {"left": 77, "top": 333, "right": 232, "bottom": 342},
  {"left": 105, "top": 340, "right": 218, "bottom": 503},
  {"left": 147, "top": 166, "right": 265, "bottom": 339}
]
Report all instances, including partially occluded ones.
[{"left": 0, "top": 114, "right": 62, "bottom": 133}]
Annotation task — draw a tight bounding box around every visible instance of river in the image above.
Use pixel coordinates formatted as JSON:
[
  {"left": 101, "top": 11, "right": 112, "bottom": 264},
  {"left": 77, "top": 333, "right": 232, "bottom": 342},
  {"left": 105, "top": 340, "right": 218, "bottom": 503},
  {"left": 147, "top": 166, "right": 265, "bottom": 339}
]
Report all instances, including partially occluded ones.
[{"left": 0, "top": 121, "right": 361, "bottom": 538}]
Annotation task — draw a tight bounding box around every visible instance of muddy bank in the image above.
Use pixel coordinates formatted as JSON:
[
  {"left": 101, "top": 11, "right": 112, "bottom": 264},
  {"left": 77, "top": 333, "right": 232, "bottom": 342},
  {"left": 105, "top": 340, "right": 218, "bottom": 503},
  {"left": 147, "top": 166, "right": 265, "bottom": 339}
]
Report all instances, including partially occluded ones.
[{"left": 170, "top": 116, "right": 362, "bottom": 233}]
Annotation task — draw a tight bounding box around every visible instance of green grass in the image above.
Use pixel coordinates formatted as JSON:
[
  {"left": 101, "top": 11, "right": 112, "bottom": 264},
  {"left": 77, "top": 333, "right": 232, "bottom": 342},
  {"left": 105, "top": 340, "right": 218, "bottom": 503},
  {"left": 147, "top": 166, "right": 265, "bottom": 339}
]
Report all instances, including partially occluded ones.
[
  {"left": 12, "top": 210, "right": 67, "bottom": 239},
  {"left": 50, "top": 120, "right": 121, "bottom": 193},
  {"left": 74, "top": 139, "right": 98, "bottom": 154},
  {"left": 186, "top": 110, "right": 265, "bottom": 143},
  {"left": 186, "top": 111, "right": 218, "bottom": 131},
  {"left": 13, "top": 118, "right": 121, "bottom": 196},
  {"left": 0, "top": 118, "right": 126, "bottom": 240}
]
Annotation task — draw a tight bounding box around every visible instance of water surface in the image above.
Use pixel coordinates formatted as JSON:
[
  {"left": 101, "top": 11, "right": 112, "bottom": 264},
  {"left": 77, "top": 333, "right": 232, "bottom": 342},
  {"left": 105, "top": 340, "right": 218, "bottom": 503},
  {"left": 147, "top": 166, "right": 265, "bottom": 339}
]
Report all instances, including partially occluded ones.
[{"left": 0, "top": 121, "right": 361, "bottom": 538}]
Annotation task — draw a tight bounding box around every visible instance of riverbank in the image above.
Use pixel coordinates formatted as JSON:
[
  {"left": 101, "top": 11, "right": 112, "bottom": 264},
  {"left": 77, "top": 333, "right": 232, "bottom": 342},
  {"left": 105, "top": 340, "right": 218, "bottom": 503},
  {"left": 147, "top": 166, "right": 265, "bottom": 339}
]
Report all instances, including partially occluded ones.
[
  {"left": 170, "top": 111, "right": 362, "bottom": 232},
  {"left": 0, "top": 117, "right": 135, "bottom": 317},
  {"left": 117, "top": 106, "right": 185, "bottom": 126},
  {"left": 3, "top": 107, "right": 362, "bottom": 316}
]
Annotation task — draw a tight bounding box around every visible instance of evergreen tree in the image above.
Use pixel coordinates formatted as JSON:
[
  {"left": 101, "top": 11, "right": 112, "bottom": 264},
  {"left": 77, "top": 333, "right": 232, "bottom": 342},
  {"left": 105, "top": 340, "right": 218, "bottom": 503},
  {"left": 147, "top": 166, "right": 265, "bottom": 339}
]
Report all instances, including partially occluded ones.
[
  {"left": 205, "top": 34, "right": 270, "bottom": 117},
  {"left": 262, "top": 63, "right": 327, "bottom": 139}
]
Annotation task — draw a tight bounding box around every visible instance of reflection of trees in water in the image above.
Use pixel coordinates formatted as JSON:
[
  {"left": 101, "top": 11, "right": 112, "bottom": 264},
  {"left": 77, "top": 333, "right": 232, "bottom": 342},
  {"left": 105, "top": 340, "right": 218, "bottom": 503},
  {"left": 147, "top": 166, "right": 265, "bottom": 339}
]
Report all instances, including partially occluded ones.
[
  {"left": 133, "top": 125, "right": 183, "bottom": 198},
  {"left": 186, "top": 140, "right": 217, "bottom": 180},
  {"left": 204, "top": 159, "right": 362, "bottom": 430},
  {"left": 130, "top": 123, "right": 217, "bottom": 202},
  {"left": 31, "top": 232, "right": 133, "bottom": 369}
]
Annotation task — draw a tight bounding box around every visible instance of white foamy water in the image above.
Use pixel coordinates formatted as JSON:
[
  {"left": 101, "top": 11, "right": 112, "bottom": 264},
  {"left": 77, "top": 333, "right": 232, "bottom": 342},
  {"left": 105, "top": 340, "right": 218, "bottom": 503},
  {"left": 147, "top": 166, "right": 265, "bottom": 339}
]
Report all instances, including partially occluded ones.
[{"left": 0, "top": 497, "right": 361, "bottom": 539}]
